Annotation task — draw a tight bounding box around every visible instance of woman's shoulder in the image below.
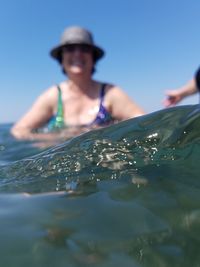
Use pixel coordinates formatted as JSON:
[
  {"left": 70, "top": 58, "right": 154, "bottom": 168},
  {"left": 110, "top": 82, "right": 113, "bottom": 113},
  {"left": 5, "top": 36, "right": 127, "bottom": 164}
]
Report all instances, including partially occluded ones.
[
  {"left": 36, "top": 84, "right": 61, "bottom": 105},
  {"left": 96, "top": 81, "right": 119, "bottom": 91},
  {"left": 43, "top": 83, "right": 66, "bottom": 97},
  {"left": 44, "top": 84, "right": 60, "bottom": 94},
  {"left": 102, "top": 82, "right": 124, "bottom": 96},
  {"left": 97, "top": 82, "right": 125, "bottom": 106}
]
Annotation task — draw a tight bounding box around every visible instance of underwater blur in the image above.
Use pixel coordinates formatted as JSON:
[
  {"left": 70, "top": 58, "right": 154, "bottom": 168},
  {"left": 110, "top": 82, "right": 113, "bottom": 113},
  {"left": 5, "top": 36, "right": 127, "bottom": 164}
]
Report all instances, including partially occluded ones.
[{"left": 0, "top": 105, "right": 200, "bottom": 267}]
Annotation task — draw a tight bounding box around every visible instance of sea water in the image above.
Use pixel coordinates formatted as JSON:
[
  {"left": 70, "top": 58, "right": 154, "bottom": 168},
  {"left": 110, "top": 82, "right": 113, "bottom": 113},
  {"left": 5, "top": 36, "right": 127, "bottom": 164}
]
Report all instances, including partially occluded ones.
[{"left": 0, "top": 105, "right": 200, "bottom": 267}]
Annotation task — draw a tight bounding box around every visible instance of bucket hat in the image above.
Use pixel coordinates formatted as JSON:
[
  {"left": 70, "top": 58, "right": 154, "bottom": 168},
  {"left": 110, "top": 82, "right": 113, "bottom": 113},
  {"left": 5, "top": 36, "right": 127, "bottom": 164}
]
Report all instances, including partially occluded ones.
[{"left": 50, "top": 26, "right": 105, "bottom": 62}]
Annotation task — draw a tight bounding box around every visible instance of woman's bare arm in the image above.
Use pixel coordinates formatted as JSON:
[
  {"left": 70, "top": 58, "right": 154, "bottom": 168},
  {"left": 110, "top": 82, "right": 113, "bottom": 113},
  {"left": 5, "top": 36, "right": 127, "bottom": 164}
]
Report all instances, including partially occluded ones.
[
  {"left": 11, "top": 88, "right": 56, "bottom": 139},
  {"left": 106, "top": 85, "right": 145, "bottom": 121}
]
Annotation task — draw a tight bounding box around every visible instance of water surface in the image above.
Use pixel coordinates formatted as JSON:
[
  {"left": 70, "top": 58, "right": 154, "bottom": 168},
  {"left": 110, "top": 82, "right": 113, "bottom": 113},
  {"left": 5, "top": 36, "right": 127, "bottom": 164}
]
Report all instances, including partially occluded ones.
[{"left": 0, "top": 105, "right": 200, "bottom": 267}]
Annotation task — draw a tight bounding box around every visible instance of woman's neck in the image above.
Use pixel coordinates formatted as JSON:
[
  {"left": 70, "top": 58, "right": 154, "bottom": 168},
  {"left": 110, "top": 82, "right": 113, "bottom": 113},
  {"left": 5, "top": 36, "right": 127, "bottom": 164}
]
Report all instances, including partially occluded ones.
[{"left": 67, "top": 77, "right": 96, "bottom": 95}]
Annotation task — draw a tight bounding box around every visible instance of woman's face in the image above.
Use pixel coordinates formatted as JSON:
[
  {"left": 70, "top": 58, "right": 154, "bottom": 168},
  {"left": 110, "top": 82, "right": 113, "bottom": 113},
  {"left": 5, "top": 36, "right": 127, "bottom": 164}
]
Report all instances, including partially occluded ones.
[{"left": 61, "top": 44, "right": 94, "bottom": 76}]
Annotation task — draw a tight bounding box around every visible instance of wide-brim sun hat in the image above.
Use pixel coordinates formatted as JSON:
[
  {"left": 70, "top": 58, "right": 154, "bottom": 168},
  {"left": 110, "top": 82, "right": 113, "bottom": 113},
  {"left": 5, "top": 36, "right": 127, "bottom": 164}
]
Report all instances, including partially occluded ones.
[{"left": 50, "top": 26, "right": 105, "bottom": 62}]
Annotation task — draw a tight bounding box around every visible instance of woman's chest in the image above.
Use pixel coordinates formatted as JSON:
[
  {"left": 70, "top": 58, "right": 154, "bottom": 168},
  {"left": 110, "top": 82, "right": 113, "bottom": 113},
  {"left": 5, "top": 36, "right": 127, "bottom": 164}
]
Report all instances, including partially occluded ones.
[{"left": 62, "top": 96, "right": 100, "bottom": 125}]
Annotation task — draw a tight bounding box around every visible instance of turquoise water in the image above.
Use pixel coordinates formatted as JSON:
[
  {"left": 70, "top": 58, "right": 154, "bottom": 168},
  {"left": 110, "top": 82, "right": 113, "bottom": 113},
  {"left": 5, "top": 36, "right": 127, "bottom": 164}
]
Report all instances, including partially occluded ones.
[{"left": 0, "top": 105, "right": 200, "bottom": 267}]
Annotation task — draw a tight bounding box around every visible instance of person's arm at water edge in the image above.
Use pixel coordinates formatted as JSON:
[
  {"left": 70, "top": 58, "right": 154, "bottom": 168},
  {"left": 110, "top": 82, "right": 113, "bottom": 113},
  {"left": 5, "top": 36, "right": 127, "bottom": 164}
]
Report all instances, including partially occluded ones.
[
  {"left": 163, "top": 67, "right": 200, "bottom": 107},
  {"left": 163, "top": 79, "right": 198, "bottom": 107}
]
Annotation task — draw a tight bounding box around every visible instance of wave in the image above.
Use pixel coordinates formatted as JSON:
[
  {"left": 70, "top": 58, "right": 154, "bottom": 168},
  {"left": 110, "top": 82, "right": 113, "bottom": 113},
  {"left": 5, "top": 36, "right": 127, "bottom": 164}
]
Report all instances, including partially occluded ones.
[{"left": 0, "top": 105, "right": 200, "bottom": 193}]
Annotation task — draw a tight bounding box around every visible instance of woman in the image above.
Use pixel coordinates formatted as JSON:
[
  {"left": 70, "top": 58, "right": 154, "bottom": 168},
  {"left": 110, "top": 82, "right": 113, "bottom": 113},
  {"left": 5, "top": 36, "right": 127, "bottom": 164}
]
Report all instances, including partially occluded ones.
[
  {"left": 11, "top": 26, "right": 145, "bottom": 140},
  {"left": 163, "top": 67, "right": 200, "bottom": 107}
]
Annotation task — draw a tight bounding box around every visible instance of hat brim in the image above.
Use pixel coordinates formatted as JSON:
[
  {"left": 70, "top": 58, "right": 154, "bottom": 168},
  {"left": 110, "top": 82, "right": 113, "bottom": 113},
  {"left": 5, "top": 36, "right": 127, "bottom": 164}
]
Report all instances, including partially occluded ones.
[{"left": 50, "top": 42, "right": 104, "bottom": 62}]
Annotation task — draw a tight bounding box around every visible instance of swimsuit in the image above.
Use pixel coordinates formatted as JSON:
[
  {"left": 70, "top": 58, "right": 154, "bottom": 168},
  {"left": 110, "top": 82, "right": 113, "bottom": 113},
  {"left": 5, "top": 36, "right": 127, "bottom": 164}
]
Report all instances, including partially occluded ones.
[
  {"left": 47, "top": 83, "right": 114, "bottom": 131},
  {"left": 47, "top": 86, "right": 65, "bottom": 131},
  {"left": 87, "top": 83, "right": 114, "bottom": 126}
]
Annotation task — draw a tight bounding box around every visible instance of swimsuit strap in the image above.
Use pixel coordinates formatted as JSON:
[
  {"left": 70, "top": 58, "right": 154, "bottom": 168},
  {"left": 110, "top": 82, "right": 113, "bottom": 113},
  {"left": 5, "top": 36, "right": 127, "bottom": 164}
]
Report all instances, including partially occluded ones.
[
  {"left": 57, "top": 85, "right": 64, "bottom": 118},
  {"left": 87, "top": 83, "right": 114, "bottom": 126},
  {"left": 46, "top": 86, "right": 64, "bottom": 131},
  {"left": 99, "top": 83, "right": 107, "bottom": 104},
  {"left": 50, "top": 85, "right": 65, "bottom": 129}
]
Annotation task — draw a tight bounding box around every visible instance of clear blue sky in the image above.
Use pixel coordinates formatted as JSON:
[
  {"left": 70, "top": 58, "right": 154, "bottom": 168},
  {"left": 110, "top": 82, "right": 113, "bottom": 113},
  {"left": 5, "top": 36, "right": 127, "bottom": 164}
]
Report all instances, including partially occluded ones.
[{"left": 1, "top": 0, "right": 200, "bottom": 123}]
